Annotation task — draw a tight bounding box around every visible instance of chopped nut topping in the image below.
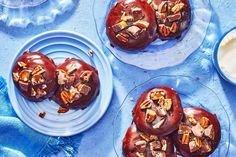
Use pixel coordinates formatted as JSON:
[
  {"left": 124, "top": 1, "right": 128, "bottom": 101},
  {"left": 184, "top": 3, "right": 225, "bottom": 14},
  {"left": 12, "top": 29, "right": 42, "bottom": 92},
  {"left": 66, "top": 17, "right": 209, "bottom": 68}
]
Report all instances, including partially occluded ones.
[
  {"left": 60, "top": 91, "right": 71, "bottom": 105},
  {"left": 126, "top": 26, "right": 142, "bottom": 38},
  {"left": 140, "top": 133, "right": 150, "bottom": 142},
  {"left": 156, "top": 107, "right": 167, "bottom": 117},
  {"left": 161, "top": 139, "right": 167, "bottom": 151},
  {"left": 32, "top": 65, "right": 45, "bottom": 76},
  {"left": 204, "top": 124, "right": 215, "bottom": 140},
  {"left": 39, "top": 112, "right": 46, "bottom": 118},
  {"left": 178, "top": 123, "right": 192, "bottom": 134},
  {"left": 131, "top": 7, "right": 144, "bottom": 21},
  {"left": 31, "top": 74, "right": 45, "bottom": 85},
  {"left": 80, "top": 70, "right": 93, "bottom": 82},
  {"left": 135, "top": 140, "right": 147, "bottom": 153},
  {"left": 170, "top": 22, "right": 178, "bottom": 33},
  {"left": 42, "top": 84, "right": 47, "bottom": 89},
  {"left": 191, "top": 123, "right": 204, "bottom": 137},
  {"left": 150, "top": 1, "right": 158, "bottom": 11},
  {"left": 156, "top": 12, "right": 166, "bottom": 21},
  {"left": 19, "top": 70, "right": 31, "bottom": 82},
  {"left": 153, "top": 118, "right": 166, "bottom": 129},
  {"left": 164, "top": 99, "right": 172, "bottom": 111},
  {"left": 189, "top": 140, "right": 199, "bottom": 153},
  {"left": 171, "top": 3, "right": 185, "bottom": 14},
  {"left": 150, "top": 135, "right": 158, "bottom": 141},
  {"left": 57, "top": 70, "right": 67, "bottom": 85},
  {"left": 158, "top": 24, "right": 170, "bottom": 37},
  {"left": 31, "top": 88, "right": 37, "bottom": 97},
  {"left": 201, "top": 139, "right": 212, "bottom": 153},
  {"left": 19, "top": 80, "right": 29, "bottom": 92},
  {"left": 168, "top": 12, "right": 181, "bottom": 22},
  {"left": 36, "top": 89, "right": 47, "bottom": 99},
  {"left": 188, "top": 115, "right": 197, "bottom": 125},
  {"left": 13, "top": 72, "right": 19, "bottom": 82},
  {"left": 158, "top": 1, "right": 168, "bottom": 13},
  {"left": 194, "top": 137, "right": 202, "bottom": 148},
  {"left": 181, "top": 133, "right": 190, "bottom": 144},
  {"left": 200, "top": 117, "right": 210, "bottom": 128},
  {"left": 150, "top": 92, "right": 164, "bottom": 101},
  {"left": 145, "top": 109, "right": 157, "bottom": 123},
  {"left": 116, "top": 33, "right": 129, "bottom": 43},
  {"left": 58, "top": 107, "right": 69, "bottom": 113},
  {"left": 140, "top": 100, "right": 153, "bottom": 110},
  {"left": 149, "top": 141, "right": 161, "bottom": 151},
  {"left": 17, "top": 61, "right": 26, "bottom": 68},
  {"left": 121, "top": 12, "right": 134, "bottom": 22},
  {"left": 133, "top": 20, "right": 150, "bottom": 29},
  {"left": 151, "top": 151, "right": 166, "bottom": 157},
  {"left": 135, "top": 152, "right": 144, "bottom": 157},
  {"left": 77, "top": 84, "right": 91, "bottom": 95},
  {"left": 66, "top": 63, "right": 79, "bottom": 75},
  {"left": 112, "top": 21, "right": 128, "bottom": 33}
]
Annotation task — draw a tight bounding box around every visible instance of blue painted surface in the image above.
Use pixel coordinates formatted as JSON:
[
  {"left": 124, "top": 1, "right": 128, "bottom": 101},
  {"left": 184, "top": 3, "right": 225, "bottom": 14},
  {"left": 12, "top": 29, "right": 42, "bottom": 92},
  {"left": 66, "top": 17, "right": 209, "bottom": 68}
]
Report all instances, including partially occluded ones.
[{"left": 0, "top": 0, "right": 236, "bottom": 156}]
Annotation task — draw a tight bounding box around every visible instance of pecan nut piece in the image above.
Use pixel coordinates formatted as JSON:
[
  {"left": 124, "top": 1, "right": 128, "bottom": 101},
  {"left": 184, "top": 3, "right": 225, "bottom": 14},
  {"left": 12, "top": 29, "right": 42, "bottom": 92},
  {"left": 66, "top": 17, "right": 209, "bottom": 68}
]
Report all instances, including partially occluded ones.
[
  {"left": 153, "top": 118, "right": 166, "bottom": 129},
  {"left": 145, "top": 109, "right": 157, "bottom": 123},
  {"left": 181, "top": 133, "right": 190, "bottom": 144},
  {"left": 112, "top": 21, "right": 128, "bottom": 33},
  {"left": 170, "top": 22, "right": 178, "bottom": 33},
  {"left": 140, "top": 100, "right": 153, "bottom": 110},
  {"left": 116, "top": 33, "right": 129, "bottom": 43},
  {"left": 171, "top": 3, "right": 185, "bottom": 14},
  {"left": 158, "top": 24, "right": 170, "bottom": 37}
]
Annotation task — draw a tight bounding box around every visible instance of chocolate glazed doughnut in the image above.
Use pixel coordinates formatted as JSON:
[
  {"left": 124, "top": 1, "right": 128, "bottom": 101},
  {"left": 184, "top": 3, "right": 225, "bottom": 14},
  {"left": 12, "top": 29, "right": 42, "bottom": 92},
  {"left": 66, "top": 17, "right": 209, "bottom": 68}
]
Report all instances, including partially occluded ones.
[
  {"left": 106, "top": 0, "right": 157, "bottom": 50},
  {"left": 171, "top": 107, "right": 221, "bottom": 157},
  {"left": 123, "top": 124, "right": 174, "bottom": 157},
  {"left": 12, "top": 51, "right": 57, "bottom": 102},
  {"left": 132, "top": 86, "right": 183, "bottom": 136},
  {"left": 146, "top": 0, "right": 191, "bottom": 40},
  {"left": 53, "top": 58, "right": 100, "bottom": 109}
]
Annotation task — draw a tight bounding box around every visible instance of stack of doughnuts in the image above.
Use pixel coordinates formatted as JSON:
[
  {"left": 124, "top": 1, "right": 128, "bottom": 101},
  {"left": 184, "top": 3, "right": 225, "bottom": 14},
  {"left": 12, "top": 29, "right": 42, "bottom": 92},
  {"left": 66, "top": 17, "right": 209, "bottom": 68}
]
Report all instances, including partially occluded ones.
[
  {"left": 106, "top": 0, "right": 191, "bottom": 50},
  {"left": 122, "top": 86, "right": 221, "bottom": 157}
]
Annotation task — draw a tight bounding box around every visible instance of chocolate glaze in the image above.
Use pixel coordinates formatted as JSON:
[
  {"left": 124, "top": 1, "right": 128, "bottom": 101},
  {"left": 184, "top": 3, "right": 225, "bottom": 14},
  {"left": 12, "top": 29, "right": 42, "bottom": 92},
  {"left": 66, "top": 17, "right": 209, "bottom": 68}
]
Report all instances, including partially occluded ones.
[
  {"left": 146, "top": 0, "right": 191, "bottom": 40},
  {"left": 123, "top": 124, "right": 174, "bottom": 157},
  {"left": 53, "top": 58, "right": 99, "bottom": 109},
  {"left": 106, "top": 0, "right": 157, "bottom": 50},
  {"left": 132, "top": 86, "right": 183, "bottom": 136},
  {"left": 12, "top": 51, "right": 57, "bottom": 101},
  {"left": 171, "top": 107, "right": 221, "bottom": 157}
]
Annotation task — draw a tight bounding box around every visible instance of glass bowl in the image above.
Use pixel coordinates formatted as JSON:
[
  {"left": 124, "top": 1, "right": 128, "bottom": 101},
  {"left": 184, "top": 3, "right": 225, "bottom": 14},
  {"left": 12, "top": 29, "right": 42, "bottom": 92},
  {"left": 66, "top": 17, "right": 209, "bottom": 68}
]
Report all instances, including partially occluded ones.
[
  {"left": 93, "top": 0, "right": 213, "bottom": 70},
  {"left": 113, "top": 75, "right": 230, "bottom": 157},
  {"left": 0, "top": 0, "right": 76, "bottom": 27}
]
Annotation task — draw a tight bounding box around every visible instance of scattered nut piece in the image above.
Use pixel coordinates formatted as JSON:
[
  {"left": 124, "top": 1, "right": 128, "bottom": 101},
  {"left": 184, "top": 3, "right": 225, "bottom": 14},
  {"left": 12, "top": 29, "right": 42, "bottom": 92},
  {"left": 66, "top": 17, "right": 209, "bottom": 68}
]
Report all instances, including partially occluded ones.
[
  {"left": 31, "top": 88, "right": 37, "bottom": 97},
  {"left": 77, "top": 84, "right": 91, "bottom": 95},
  {"left": 158, "top": 1, "right": 168, "bottom": 13},
  {"left": 194, "top": 137, "right": 202, "bottom": 148},
  {"left": 126, "top": 26, "right": 142, "bottom": 38},
  {"left": 36, "top": 89, "right": 47, "bottom": 99},
  {"left": 170, "top": 22, "right": 178, "bottom": 33},
  {"left": 159, "top": 24, "right": 170, "bottom": 37},
  {"left": 150, "top": 92, "right": 163, "bottom": 101},
  {"left": 161, "top": 139, "right": 167, "bottom": 151},
  {"left": 57, "top": 70, "right": 67, "bottom": 85},
  {"left": 178, "top": 123, "right": 192, "bottom": 134},
  {"left": 135, "top": 152, "right": 144, "bottom": 157},
  {"left": 32, "top": 65, "right": 45, "bottom": 76},
  {"left": 134, "top": 140, "right": 147, "bottom": 153},
  {"left": 204, "top": 124, "right": 215, "bottom": 140},
  {"left": 188, "top": 115, "right": 197, "bottom": 125},
  {"left": 58, "top": 107, "right": 69, "bottom": 113},
  {"left": 189, "top": 140, "right": 199, "bottom": 153},
  {"left": 61, "top": 91, "right": 71, "bottom": 105},
  {"left": 80, "top": 70, "right": 93, "bottom": 82},
  {"left": 39, "top": 112, "right": 46, "bottom": 118},
  {"left": 31, "top": 74, "right": 45, "bottom": 85},
  {"left": 168, "top": 12, "right": 181, "bottom": 22},
  {"left": 149, "top": 141, "right": 161, "bottom": 151},
  {"left": 133, "top": 20, "right": 149, "bottom": 30},
  {"left": 42, "top": 84, "right": 47, "bottom": 89},
  {"left": 121, "top": 12, "right": 134, "bottom": 22},
  {"left": 150, "top": 135, "right": 158, "bottom": 141},
  {"left": 112, "top": 21, "right": 128, "bottom": 33},
  {"left": 156, "top": 107, "right": 167, "bottom": 117},
  {"left": 201, "top": 139, "right": 212, "bottom": 153},
  {"left": 191, "top": 123, "right": 204, "bottom": 137}
]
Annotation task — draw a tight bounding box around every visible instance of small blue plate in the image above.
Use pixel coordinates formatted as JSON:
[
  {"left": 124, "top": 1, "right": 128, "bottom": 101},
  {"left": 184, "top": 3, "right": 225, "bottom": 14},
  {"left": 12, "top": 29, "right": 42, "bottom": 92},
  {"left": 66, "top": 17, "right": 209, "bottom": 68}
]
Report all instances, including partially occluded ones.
[
  {"left": 213, "top": 27, "right": 236, "bottom": 85},
  {"left": 8, "top": 30, "right": 113, "bottom": 136}
]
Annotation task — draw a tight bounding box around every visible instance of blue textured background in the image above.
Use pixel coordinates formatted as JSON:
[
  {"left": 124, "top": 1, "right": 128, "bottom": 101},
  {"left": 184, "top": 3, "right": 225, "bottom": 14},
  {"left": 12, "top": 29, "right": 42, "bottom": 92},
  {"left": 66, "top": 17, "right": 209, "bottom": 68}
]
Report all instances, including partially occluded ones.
[{"left": 0, "top": 0, "right": 235, "bottom": 156}]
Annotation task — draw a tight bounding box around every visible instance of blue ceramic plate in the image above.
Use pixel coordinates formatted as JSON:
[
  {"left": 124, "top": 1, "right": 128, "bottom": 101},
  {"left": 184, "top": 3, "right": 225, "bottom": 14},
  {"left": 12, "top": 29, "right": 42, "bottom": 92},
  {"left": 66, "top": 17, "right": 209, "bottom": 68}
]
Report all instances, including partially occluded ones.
[
  {"left": 8, "top": 30, "right": 113, "bottom": 136},
  {"left": 113, "top": 75, "right": 230, "bottom": 157},
  {"left": 213, "top": 27, "right": 236, "bottom": 85}
]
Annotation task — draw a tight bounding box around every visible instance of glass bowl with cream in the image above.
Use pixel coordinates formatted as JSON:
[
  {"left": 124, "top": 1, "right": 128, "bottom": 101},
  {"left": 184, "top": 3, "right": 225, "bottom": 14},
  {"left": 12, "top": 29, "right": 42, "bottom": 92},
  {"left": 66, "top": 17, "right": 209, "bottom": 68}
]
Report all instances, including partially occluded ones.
[{"left": 213, "top": 28, "right": 236, "bottom": 84}]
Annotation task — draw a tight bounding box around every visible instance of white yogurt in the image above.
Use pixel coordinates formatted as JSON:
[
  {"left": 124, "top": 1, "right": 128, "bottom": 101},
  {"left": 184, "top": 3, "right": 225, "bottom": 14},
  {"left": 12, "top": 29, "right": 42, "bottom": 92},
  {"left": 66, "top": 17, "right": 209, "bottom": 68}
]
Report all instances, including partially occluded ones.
[{"left": 217, "top": 29, "right": 236, "bottom": 82}]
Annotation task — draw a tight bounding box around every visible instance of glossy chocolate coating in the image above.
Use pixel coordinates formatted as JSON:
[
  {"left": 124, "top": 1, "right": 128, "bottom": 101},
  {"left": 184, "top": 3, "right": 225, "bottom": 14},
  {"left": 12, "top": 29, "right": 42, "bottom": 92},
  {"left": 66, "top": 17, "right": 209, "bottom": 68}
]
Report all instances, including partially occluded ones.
[
  {"left": 12, "top": 51, "right": 57, "bottom": 101},
  {"left": 106, "top": 0, "right": 157, "bottom": 50},
  {"left": 132, "top": 86, "right": 183, "bottom": 136},
  {"left": 147, "top": 0, "right": 191, "bottom": 40},
  {"left": 172, "top": 107, "right": 221, "bottom": 157},
  {"left": 53, "top": 58, "right": 99, "bottom": 109},
  {"left": 123, "top": 124, "right": 174, "bottom": 157}
]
